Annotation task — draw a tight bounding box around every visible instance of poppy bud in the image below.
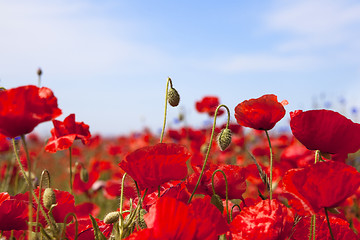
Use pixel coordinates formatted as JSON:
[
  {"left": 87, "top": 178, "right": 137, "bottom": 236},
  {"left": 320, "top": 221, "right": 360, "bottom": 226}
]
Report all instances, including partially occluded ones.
[
  {"left": 37, "top": 68, "right": 42, "bottom": 76},
  {"left": 43, "top": 188, "right": 56, "bottom": 210},
  {"left": 211, "top": 194, "right": 224, "bottom": 213},
  {"left": 137, "top": 209, "right": 147, "bottom": 229},
  {"left": 217, "top": 128, "right": 232, "bottom": 151},
  {"left": 104, "top": 211, "right": 120, "bottom": 224},
  {"left": 168, "top": 87, "right": 180, "bottom": 107},
  {"left": 80, "top": 167, "right": 89, "bottom": 183}
]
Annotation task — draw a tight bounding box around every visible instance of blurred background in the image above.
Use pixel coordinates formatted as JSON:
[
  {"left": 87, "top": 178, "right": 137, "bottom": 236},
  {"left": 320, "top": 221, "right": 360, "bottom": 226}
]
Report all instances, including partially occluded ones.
[{"left": 1, "top": 0, "right": 359, "bottom": 136}]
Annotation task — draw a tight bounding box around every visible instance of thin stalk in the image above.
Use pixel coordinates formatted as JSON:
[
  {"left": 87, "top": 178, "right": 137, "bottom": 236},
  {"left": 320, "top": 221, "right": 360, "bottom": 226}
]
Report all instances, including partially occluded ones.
[
  {"left": 325, "top": 208, "right": 335, "bottom": 240},
  {"left": 69, "top": 147, "right": 73, "bottom": 194},
  {"left": 160, "top": 77, "right": 173, "bottom": 143},
  {"left": 12, "top": 139, "right": 56, "bottom": 234},
  {"left": 20, "top": 135, "right": 33, "bottom": 239},
  {"left": 264, "top": 130, "right": 273, "bottom": 200},
  {"left": 35, "top": 170, "right": 51, "bottom": 233},
  {"left": 211, "top": 169, "right": 229, "bottom": 223},
  {"left": 119, "top": 173, "right": 127, "bottom": 236},
  {"left": 188, "top": 104, "right": 230, "bottom": 203}
]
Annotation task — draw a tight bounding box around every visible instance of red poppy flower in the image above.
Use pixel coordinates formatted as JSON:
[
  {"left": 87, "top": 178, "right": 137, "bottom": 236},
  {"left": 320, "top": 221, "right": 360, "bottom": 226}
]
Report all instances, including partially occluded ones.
[
  {"left": 65, "top": 216, "right": 113, "bottom": 240},
  {"left": 45, "top": 114, "right": 91, "bottom": 153},
  {"left": 186, "top": 164, "right": 247, "bottom": 200},
  {"left": 196, "top": 96, "right": 224, "bottom": 116},
  {"left": 0, "top": 192, "right": 28, "bottom": 231},
  {"left": 282, "top": 161, "right": 360, "bottom": 214},
  {"left": 290, "top": 109, "right": 360, "bottom": 155},
  {"left": 128, "top": 196, "right": 228, "bottom": 239},
  {"left": 0, "top": 85, "right": 62, "bottom": 138},
  {"left": 291, "top": 215, "right": 358, "bottom": 240},
  {"left": 230, "top": 199, "right": 294, "bottom": 240},
  {"left": 234, "top": 94, "right": 287, "bottom": 130},
  {"left": 119, "top": 143, "right": 191, "bottom": 190}
]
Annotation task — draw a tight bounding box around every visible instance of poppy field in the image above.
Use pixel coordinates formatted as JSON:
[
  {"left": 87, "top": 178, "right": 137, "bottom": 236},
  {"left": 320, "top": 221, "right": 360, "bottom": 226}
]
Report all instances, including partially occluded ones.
[{"left": 1, "top": 77, "right": 360, "bottom": 240}]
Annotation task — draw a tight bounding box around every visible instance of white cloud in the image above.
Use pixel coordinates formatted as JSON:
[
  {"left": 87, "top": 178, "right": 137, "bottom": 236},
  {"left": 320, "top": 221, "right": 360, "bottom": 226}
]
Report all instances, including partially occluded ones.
[{"left": 265, "top": 0, "right": 360, "bottom": 52}]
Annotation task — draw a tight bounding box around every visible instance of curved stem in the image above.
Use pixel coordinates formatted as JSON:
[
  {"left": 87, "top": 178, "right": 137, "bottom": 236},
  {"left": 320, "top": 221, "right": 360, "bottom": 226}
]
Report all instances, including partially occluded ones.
[
  {"left": 35, "top": 170, "right": 49, "bottom": 233},
  {"left": 69, "top": 147, "right": 73, "bottom": 194},
  {"left": 188, "top": 104, "right": 231, "bottom": 204},
  {"left": 12, "top": 139, "right": 56, "bottom": 234},
  {"left": 231, "top": 204, "right": 241, "bottom": 222},
  {"left": 315, "top": 150, "right": 320, "bottom": 164},
  {"left": 325, "top": 208, "right": 335, "bottom": 240},
  {"left": 264, "top": 130, "right": 273, "bottom": 201},
  {"left": 160, "top": 77, "right": 173, "bottom": 143},
  {"left": 62, "top": 212, "right": 79, "bottom": 240},
  {"left": 20, "top": 135, "right": 33, "bottom": 239},
  {"left": 211, "top": 169, "right": 229, "bottom": 223}
]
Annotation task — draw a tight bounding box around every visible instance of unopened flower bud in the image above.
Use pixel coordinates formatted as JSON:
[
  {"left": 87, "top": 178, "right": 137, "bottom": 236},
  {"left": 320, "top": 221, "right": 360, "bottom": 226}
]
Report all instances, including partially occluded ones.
[
  {"left": 80, "top": 167, "right": 89, "bottom": 183},
  {"left": 137, "top": 209, "right": 147, "bottom": 229},
  {"left": 104, "top": 211, "right": 120, "bottom": 224},
  {"left": 211, "top": 194, "right": 224, "bottom": 213},
  {"left": 37, "top": 68, "right": 42, "bottom": 76},
  {"left": 43, "top": 188, "right": 56, "bottom": 210},
  {"left": 217, "top": 128, "right": 232, "bottom": 151},
  {"left": 168, "top": 87, "right": 180, "bottom": 107}
]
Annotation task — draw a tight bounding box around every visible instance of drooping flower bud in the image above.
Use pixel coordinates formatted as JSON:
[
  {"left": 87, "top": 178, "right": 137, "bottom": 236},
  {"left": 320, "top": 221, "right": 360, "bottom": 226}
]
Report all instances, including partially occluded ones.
[
  {"left": 80, "top": 166, "right": 89, "bottom": 183},
  {"left": 217, "top": 128, "right": 232, "bottom": 151},
  {"left": 211, "top": 194, "right": 224, "bottom": 213},
  {"left": 43, "top": 188, "right": 56, "bottom": 210},
  {"left": 104, "top": 211, "right": 120, "bottom": 224},
  {"left": 168, "top": 87, "right": 180, "bottom": 107}
]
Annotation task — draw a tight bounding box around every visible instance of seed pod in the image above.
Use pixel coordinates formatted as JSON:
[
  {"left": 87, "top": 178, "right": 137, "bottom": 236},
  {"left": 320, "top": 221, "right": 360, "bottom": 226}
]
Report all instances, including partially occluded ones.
[
  {"left": 104, "top": 211, "right": 120, "bottom": 224},
  {"left": 217, "top": 128, "right": 232, "bottom": 151},
  {"left": 168, "top": 87, "right": 180, "bottom": 107},
  {"left": 43, "top": 188, "right": 56, "bottom": 210}
]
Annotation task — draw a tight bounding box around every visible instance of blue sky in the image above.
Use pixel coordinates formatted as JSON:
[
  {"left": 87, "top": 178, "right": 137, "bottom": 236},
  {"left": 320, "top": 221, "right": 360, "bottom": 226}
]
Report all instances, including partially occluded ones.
[{"left": 1, "top": 0, "right": 360, "bottom": 136}]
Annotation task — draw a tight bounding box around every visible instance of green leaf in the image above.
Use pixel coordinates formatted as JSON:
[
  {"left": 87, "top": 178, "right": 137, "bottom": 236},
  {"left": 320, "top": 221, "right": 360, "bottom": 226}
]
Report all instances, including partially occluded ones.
[{"left": 90, "top": 214, "right": 107, "bottom": 240}]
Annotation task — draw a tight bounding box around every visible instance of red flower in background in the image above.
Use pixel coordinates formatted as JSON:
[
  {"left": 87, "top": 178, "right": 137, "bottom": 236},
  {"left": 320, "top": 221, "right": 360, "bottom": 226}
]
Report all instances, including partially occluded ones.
[
  {"left": 119, "top": 143, "right": 191, "bottom": 190},
  {"left": 290, "top": 109, "right": 360, "bottom": 155},
  {"left": 196, "top": 96, "right": 224, "bottom": 116},
  {"left": 186, "top": 164, "right": 247, "bottom": 200},
  {"left": 234, "top": 94, "right": 287, "bottom": 130},
  {"left": 291, "top": 215, "right": 358, "bottom": 240},
  {"left": 0, "top": 85, "right": 62, "bottom": 138},
  {"left": 282, "top": 161, "right": 360, "bottom": 214},
  {"left": 45, "top": 114, "right": 91, "bottom": 153},
  {"left": 230, "top": 199, "right": 294, "bottom": 240},
  {"left": 0, "top": 192, "right": 28, "bottom": 231},
  {"left": 128, "top": 196, "right": 228, "bottom": 240}
]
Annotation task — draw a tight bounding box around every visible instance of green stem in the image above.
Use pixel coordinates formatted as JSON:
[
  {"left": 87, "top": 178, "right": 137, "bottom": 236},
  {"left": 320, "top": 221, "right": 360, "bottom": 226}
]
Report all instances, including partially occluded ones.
[
  {"left": 12, "top": 139, "right": 56, "bottom": 234},
  {"left": 325, "top": 208, "right": 335, "bottom": 240},
  {"left": 264, "top": 130, "right": 273, "bottom": 201},
  {"left": 312, "top": 215, "right": 316, "bottom": 240},
  {"left": 69, "top": 147, "right": 73, "bottom": 194},
  {"left": 211, "top": 169, "right": 229, "bottom": 223},
  {"left": 158, "top": 186, "right": 161, "bottom": 198},
  {"left": 160, "top": 77, "right": 173, "bottom": 143},
  {"left": 20, "top": 135, "right": 33, "bottom": 239},
  {"left": 119, "top": 173, "right": 127, "bottom": 235},
  {"left": 231, "top": 204, "right": 241, "bottom": 222},
  {"left": 188, "top": 104, "right": 230, "bottom": 204},
  {"left": 315, "top": 150, "right": 320, "bottom": 164}
]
